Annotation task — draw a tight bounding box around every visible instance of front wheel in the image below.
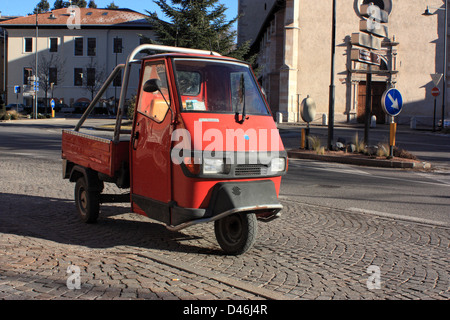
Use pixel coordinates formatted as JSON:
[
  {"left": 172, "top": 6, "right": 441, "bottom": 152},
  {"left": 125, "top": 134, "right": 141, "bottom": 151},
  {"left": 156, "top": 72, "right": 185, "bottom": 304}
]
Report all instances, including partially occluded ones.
[{"left": 214, "top": 213, "right": 257, "bottom": 255}]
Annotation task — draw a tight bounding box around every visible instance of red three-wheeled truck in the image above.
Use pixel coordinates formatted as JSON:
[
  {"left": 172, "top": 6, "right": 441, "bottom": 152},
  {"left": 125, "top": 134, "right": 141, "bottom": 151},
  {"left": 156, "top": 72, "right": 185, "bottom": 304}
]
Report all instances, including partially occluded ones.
[{"left": 62, "top": 45, "right": 287, "bottom": 255}]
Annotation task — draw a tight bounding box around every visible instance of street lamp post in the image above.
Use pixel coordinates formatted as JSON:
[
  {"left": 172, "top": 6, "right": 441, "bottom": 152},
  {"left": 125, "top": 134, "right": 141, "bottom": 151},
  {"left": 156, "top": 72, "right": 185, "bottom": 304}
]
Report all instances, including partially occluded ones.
[
  {"left": 328, "top": 0, "right": 336, "bottom": 150},
  {"left": 35, "top": 12, "right": 38, "bottom": 119},
  {"left": 113, "top": 37, "right": 123, "bottom": 114},
  {"left": 424, "top": 3, "right": 448, "bottom": 129},
  {"left": 1, "top": 27, "right": 6, "bottom": 102}
]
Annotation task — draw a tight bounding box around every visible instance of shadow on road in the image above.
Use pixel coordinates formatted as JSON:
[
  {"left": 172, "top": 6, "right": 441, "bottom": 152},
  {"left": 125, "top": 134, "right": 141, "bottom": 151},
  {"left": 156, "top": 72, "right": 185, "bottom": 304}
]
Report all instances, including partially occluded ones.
[{"left": 0, "top": 192, "right": 221, "bottom": 255}]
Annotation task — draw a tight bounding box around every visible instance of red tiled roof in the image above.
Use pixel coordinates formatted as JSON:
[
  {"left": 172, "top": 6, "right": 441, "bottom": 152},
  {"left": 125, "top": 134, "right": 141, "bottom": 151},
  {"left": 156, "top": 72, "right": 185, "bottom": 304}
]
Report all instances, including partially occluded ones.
[{"left": 0, "top": 8, "right": 151, "bottom": 28}]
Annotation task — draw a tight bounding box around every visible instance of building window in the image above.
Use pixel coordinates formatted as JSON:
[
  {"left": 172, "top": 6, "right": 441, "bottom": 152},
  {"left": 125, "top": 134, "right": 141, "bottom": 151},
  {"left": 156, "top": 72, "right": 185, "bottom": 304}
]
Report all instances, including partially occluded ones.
[
  {"left": 87, "top": 68, "right": 95, "bottom": 86},
  {"left": 49, "top": 68, "right": 58, "bottom": 85},
  {"left": 362, "top": 0, "right": 384, "bottom": 9},
  {"left": 74, "top": 37, "right": 83, "bottom": 56},
  {"left": 113, "top": 37, "right": 123, "bottom": 54},
  {"left": 87, "top": 38, "right": 96, "bottom": 56},
  {"left": 74, "top": 68, "right": 83, "bottom": 86},
  {"left": 24, "top": 38, "right": 33, "bottom": 53},
  {"left": 137, "top": 61, "right": 171, "bottom": 122},
  {"left": 23, "top": 67, "right": 32, "bottom": 84},
  {"left": 49, "top": 38, "right": 58, "bottom": 53}
]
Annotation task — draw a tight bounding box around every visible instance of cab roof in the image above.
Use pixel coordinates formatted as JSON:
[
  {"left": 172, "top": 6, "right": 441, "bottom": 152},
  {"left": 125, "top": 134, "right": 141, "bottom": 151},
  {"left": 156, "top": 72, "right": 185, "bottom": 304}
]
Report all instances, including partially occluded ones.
[{"left": 141, "top": 52, "right": 244, "bottom": 64}]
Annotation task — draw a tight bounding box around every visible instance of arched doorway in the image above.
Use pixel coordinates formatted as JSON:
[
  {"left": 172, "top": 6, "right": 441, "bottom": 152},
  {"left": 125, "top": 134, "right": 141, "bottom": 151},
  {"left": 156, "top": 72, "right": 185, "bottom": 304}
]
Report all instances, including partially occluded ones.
[{"left": 357, "top": 81, "right": 387, "bottom": 124}]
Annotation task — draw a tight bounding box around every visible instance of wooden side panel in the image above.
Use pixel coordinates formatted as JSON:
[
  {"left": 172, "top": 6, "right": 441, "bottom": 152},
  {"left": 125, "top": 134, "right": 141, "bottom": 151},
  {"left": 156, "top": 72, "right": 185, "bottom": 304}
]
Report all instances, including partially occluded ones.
[{"left": 62, "top": 130, "right": 113, "bottom": 176}]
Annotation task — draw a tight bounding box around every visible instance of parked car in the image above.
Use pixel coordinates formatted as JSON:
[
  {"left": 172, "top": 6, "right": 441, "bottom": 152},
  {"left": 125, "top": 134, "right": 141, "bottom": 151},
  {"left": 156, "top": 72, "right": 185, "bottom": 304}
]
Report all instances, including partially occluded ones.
[
  {"left": 37, "top": 103, "right": 51, "bottom": 114},
  {"left": 92, "top": 104, "right": 109, "bottom": 115},
  {"left": 73, "top": 102, "right": 89, "bottom": 114},
  {"left": 55, "top": 103, "right": 74, "bottom": 113},
  {"left": 5, "top": 103, "right": 26, "bottom": 113}
]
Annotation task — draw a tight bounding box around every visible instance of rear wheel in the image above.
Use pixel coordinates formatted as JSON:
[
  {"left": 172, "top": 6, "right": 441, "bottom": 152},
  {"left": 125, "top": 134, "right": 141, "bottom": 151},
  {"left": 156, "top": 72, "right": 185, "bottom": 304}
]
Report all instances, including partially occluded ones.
[
  {"left": 214, "top": 213, "right": 257, "bottom": 255},
  {"left": 75, "top": 177, "right": 100, "bottom": 223}
]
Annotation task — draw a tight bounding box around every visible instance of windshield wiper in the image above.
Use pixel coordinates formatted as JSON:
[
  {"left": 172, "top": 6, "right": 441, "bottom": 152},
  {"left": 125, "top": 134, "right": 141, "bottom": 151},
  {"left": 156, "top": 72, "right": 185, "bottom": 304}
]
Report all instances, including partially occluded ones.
[{"left": 235, "top": 73, "right": 248, "bottom": 124}]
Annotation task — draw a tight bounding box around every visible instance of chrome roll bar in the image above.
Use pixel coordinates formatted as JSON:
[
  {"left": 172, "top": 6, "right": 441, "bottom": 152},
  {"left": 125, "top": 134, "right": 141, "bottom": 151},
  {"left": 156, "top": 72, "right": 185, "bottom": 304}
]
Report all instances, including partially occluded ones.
[
  {"left": 113, "top": 44, "right": 220, "bottom": 143},
  {"left": 74, "top": 44, "right": 221, "bottom": 143}
]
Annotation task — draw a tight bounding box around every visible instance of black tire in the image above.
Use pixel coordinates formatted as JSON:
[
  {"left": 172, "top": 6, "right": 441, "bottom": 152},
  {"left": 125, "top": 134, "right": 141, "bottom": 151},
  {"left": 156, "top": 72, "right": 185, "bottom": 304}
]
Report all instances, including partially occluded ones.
[
  {"left": 74, "top": 177, "right": 100, "bottom": 223},
  {"left": 214, "top": 213, "right": 257, "bottom": 255}
]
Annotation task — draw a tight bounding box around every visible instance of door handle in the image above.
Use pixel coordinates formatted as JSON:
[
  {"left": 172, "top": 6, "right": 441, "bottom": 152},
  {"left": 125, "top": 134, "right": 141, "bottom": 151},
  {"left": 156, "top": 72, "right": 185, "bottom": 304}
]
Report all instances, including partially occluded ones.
[{"left": 132, "top": 131, "right": 140, "bottom": 150}]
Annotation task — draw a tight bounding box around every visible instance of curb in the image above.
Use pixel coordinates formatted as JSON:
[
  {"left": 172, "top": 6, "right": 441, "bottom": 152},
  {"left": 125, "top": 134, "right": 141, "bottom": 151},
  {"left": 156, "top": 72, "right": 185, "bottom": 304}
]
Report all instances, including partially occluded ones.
[
  {"left": 0, "top": 117, "right": 66, "bottom": 123},
  {"left": 287, "top": 149, "right": 432, "bottom": 170}
]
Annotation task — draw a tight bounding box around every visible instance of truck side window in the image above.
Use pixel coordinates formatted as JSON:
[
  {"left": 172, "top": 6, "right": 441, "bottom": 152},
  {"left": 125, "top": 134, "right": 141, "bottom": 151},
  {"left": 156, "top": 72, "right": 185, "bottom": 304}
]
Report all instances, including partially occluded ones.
[{"left": 137, "top": 61, "right": 171, "bottom": 122}]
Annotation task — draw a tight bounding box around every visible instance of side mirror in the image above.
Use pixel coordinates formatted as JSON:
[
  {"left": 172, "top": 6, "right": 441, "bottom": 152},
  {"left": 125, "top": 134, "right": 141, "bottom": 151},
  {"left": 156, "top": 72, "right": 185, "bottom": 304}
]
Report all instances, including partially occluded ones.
[
  {"left": 260, "top": 87, "right": 267, "bottom": 99},
  {"left": 143, "top": 79, "right": 162, "bottom": 93}
]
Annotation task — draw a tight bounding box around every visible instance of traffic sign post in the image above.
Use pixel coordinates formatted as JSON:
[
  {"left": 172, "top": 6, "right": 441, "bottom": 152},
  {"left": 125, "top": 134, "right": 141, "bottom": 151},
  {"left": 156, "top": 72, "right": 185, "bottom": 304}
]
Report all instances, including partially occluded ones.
[
  {"left": 431, "top": 87, "right": 440, "bottom": 97},
  {"left": 14, "top": 85, "right": 21, "bottom": 111},
  {"left": 50, "top": 99, "right": 55, "bottom": 118},
  {"left": 351, "top": 48, "right": 381, "bottom": 65},
  {"left": 382, "top": 88, "right": 403, "bottom": 117},
  {"left": 351, "top": 2, "right": 390, "bottom": 145},
  {"left": 431, "top": 74, "right": 443, "bottom": 87},
  {"left": 431, "top": 87, "right": 440, "bottom": 132},
  {"left": 389, "top": 121, "right": 397, "bottom": 158},
  {"left": 382, "top": 88, "right": 403, "bottom": 158}
]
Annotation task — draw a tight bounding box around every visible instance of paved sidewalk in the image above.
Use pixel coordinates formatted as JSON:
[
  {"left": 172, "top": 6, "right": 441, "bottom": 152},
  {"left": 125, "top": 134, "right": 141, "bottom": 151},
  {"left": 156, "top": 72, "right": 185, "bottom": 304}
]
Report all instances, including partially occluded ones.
[
  {"left": 278, "top": 122, "right": 450, "bottom": 170},
  {"left": 0, "top": 153, "right": 449, "bottom": 300},
  {"left": 286, "top": 149, "right": 432, "bottom": 169}
]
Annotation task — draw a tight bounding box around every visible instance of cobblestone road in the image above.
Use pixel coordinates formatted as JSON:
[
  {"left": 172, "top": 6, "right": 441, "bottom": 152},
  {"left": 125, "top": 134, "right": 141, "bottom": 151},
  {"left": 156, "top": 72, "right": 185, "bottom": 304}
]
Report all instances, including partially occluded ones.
[{"left": 0, "top": 154, "right": 448, "bottom": 300}]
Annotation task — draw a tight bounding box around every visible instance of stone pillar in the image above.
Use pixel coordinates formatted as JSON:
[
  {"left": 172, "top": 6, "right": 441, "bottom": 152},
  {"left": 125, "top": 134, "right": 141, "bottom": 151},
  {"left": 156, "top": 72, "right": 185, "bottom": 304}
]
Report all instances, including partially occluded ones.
[{"left": 279, "top": 0, "right": 299, "bottom": 122}]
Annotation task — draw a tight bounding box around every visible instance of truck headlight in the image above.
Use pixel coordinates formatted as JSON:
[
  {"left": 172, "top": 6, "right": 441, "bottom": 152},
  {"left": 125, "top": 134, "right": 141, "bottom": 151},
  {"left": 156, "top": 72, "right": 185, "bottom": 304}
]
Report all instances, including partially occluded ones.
[
  {"left": 203, "top": 158, "right": 227, "bottom": 174},
  {"left": 270, "top": 158, "right": 286, "bottom": 173}
]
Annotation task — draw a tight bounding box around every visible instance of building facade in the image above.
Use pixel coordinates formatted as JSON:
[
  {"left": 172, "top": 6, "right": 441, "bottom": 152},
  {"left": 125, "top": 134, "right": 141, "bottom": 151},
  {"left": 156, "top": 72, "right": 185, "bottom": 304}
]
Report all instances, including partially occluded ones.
[
  {"left": 238, "top": 0, "right": 449, "bottom": 126},
  {"left": 0, "top": 7, "right": 156, "bottom": 108},
  {"left": 0, "top": 14, "right": 21, "bottom": 103}
]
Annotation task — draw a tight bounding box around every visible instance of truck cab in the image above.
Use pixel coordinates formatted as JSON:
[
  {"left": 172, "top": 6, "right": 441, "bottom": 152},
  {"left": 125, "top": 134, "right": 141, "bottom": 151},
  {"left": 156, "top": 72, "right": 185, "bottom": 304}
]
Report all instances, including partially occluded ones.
[{"left": 62, "top": 45, "right": 287, "bottom": 255}]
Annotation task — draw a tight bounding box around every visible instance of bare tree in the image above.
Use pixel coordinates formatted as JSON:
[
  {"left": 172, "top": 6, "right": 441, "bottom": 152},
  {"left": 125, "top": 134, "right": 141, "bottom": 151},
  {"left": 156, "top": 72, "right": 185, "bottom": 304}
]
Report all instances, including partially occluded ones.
[
  {"left": 83, "top": 58, "right": 106, "bottom": 102},
  {"left": 32, "top": 53, "right": 66, "bottom": 114}
]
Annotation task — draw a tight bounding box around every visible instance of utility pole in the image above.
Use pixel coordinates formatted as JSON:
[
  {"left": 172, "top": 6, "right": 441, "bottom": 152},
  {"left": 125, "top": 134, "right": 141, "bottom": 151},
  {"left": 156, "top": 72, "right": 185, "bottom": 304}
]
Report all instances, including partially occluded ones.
[
  {"left": 327, "top": 0, "right": 336, "bottom": 150},
  {"left": 442, "top": 1, "right": 448, "bottom": 129},
  {"left": 34, "top": 12, "right": 38, "bottom": 119},
  {"left": 364, "top": 65, "right": 372, "bottom": 145}
]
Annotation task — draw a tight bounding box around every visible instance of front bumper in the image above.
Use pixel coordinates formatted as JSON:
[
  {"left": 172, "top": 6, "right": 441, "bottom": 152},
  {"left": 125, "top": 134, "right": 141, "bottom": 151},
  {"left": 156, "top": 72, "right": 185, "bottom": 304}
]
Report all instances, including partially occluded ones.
[{"left": 168, "top": 180, "right": 282, "bottom": 231}]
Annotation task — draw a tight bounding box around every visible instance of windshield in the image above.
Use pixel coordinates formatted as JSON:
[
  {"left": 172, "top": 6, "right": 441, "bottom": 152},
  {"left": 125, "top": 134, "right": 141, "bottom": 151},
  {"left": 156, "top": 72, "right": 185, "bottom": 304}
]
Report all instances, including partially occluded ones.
[{"left": 174, "top": 58, "right": 270, "bottom": 116}]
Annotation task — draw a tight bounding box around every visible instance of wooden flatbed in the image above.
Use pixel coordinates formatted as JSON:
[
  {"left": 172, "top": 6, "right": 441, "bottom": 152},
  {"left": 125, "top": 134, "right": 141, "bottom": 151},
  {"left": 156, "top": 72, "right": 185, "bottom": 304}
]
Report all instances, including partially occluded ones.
[{"left": 62, "top": 129, "right": 130, "bottom": 179}]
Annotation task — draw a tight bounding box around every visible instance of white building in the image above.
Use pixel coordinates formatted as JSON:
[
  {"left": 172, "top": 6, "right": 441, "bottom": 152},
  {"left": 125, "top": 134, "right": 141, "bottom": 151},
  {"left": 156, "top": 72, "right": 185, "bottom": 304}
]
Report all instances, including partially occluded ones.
[
  {"left": 238, "top": 0, "right": 449, "bottom": 127},
  {"left": 0, "top": 7, "right": 156, "bottom": 109}
]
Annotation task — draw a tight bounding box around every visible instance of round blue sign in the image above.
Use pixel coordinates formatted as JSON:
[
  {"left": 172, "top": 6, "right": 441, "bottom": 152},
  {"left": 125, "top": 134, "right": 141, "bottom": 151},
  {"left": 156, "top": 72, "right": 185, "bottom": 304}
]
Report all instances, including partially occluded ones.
[
  {"left": 382, "top": 88, "right": 403, "bottom": 117},
  {"left": 50, "top": 99, "right": 55, "bottom": 109}
]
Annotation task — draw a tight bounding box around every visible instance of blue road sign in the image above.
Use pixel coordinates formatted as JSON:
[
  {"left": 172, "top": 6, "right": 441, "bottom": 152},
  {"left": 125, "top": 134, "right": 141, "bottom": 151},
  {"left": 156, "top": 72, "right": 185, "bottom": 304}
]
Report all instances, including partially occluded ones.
[
  {"left": 382, "top": 88, "right": 403, "bottom": 117},
  {"left": 51, "top": 99, "right": 55, "bottom": 109},
  {"left": 14, "top": 86, "right": 20, "bottom": 94}
]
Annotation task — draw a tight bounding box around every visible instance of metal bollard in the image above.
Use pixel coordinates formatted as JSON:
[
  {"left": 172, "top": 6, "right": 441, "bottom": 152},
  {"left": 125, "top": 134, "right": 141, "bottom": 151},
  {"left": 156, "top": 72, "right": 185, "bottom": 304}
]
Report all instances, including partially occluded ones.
[
  {"left": 322, "top": 113, "right": 328, "bottom": 126},
  {"left": 410, "top": 117, "right": 416, "bottom": 129},
  {"left": 276, "top": 112, "right": 283, "bottom": 124},
  {"left": 370, "top": 115, "right": 376, "bottom": 128},
  {"left": 301, "top": 129, "right": 305, "bottom": 149}
]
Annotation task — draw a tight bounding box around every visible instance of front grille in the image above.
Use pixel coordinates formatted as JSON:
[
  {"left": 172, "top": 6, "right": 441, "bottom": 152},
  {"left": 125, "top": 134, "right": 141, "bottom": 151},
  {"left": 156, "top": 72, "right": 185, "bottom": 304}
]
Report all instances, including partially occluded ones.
[{"left": 235, "top": 164, "right": 269, "bottom": 176}]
